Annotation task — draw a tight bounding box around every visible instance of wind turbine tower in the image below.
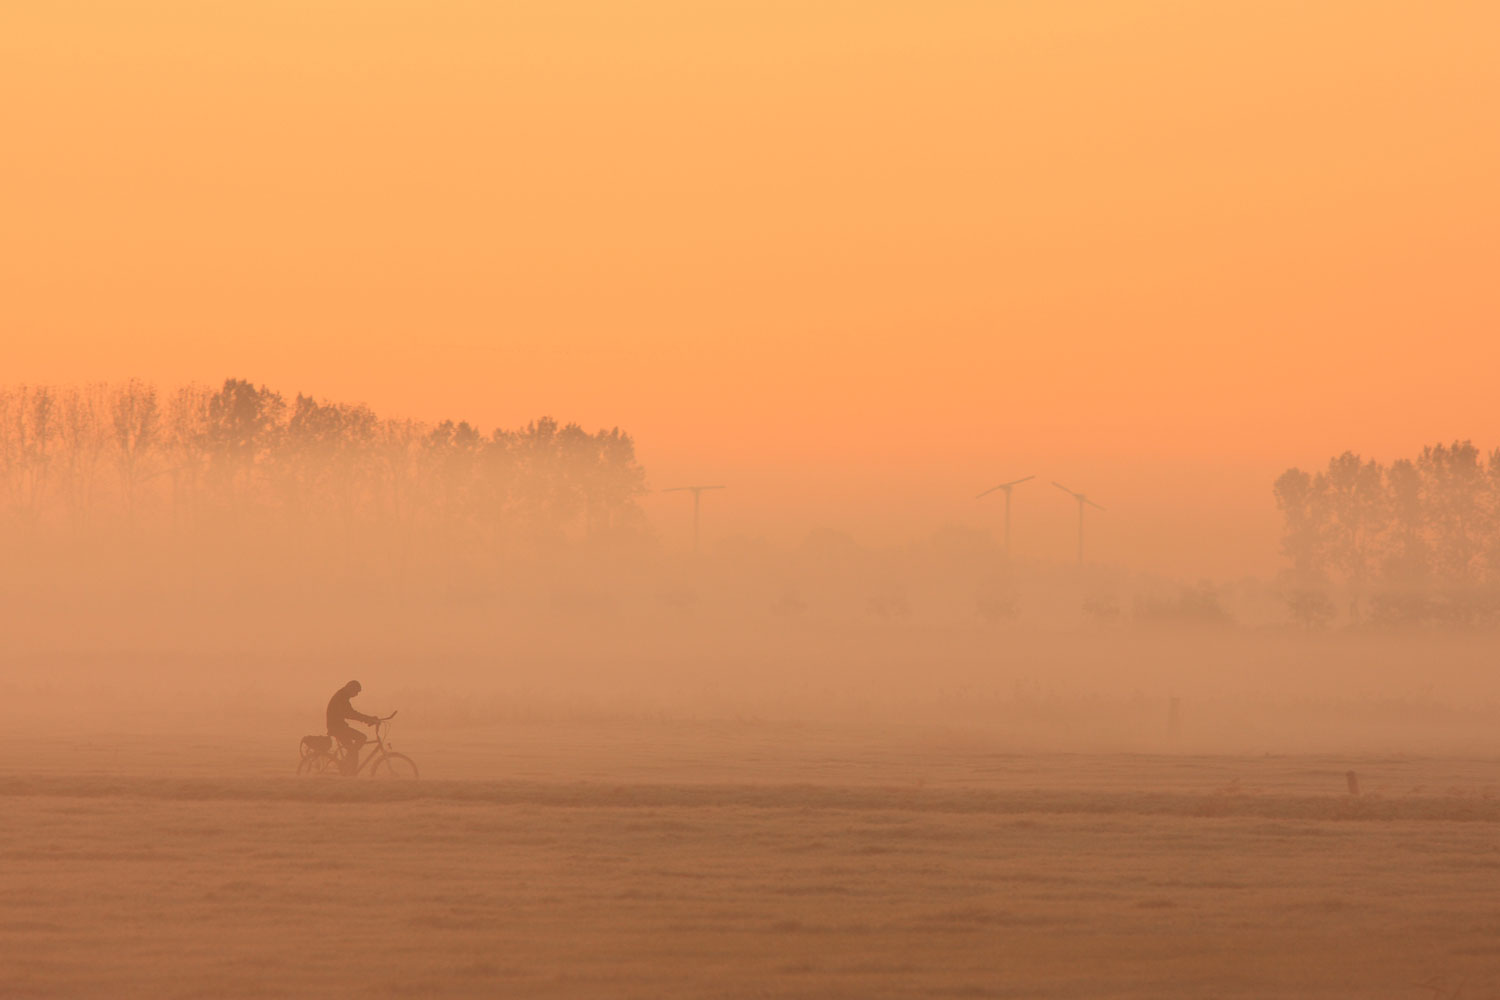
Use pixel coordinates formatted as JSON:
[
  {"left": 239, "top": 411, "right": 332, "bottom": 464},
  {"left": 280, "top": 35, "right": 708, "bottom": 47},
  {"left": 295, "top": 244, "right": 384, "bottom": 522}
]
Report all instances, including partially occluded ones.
[
  {"left": 1052, "top": 481, "right": 1105, "bottom": 567},
  {"left": 661, "top": 485, "right": 725, "bottom": 555},
  {"left": 975, "top": 475, "right": 1034, "bottom": 559}
]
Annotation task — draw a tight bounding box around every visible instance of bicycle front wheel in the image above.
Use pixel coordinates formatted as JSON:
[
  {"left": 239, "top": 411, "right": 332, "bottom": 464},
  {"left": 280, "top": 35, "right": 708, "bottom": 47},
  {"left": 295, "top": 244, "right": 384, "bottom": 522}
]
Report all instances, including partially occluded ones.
[{"left": 369, "top": 753, "right": 419, "bottom": 779}]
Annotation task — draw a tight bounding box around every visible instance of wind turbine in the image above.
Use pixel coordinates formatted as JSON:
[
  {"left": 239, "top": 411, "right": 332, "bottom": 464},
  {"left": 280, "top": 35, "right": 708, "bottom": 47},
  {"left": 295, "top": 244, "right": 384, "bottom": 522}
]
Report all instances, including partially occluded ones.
[
  {"left": 1052, "top": 481, "right": 1105, "bottom": 567},
  {"left": 661, "top": 485, "right": 725, "bottom": 554},
  {"left": 975, "top": 475, "right": 1034, "bottom": 559}
]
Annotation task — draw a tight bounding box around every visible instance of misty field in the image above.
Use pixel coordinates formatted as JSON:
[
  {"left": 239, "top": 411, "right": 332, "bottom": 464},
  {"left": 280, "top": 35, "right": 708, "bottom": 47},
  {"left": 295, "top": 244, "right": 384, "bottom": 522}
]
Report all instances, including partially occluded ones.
[{"left": 4, "top": 722, "right": 1499, "bottom": 1000}]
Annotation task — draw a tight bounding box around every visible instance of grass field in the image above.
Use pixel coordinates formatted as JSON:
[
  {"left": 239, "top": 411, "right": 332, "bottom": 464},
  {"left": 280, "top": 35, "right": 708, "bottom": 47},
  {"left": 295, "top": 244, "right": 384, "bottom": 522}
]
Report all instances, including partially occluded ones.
[{"left": 4, "top": 721, "right": 1499, "bottom": 999}]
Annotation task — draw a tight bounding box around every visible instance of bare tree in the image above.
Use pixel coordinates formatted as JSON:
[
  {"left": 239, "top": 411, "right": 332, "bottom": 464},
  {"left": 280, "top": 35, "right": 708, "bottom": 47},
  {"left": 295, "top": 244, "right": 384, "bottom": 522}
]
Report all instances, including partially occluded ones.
[
  {"left": 1278, "top": 442, "right": 1500, "bottom": 627},
  {"left": 0, "top": 376, "right": 653, "bottom": 600},
  {"left": 0, "top": 385, "right": 57, "bottom": 525},
  {"left": 204, "top": 378, "right": 285, "bottom": 517},
  {"left": 56, "top": 384, "right": 110, "bottom": 525},
  {"left": 1418, "top": 441, "right": 1492, "bottom": 622},
  {"left": 1320, "top": 452, "right": 1386, "bottom": 621},
  {"left": 110, "top": 379, "right": 160, "bottom": 524},
  {"left": 1273, "top": 467, "right": 1333, "bottom": 626},
  {"left": 162, "top": 384, "right": 211, "bottom": 532}
]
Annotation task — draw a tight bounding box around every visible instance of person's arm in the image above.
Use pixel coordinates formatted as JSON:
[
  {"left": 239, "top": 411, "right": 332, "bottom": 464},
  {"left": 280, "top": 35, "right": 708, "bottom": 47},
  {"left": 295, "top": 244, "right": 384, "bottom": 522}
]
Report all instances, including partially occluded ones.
[{"left": 358, "top": 710, "right": 380, "bottom": 726}]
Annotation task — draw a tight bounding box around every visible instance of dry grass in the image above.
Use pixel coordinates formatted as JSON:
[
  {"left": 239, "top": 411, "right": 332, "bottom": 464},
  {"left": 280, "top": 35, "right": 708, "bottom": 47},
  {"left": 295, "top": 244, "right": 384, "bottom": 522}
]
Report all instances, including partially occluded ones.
[{"left": 3, "top": 722, "right": 1499, "bottom": 998}]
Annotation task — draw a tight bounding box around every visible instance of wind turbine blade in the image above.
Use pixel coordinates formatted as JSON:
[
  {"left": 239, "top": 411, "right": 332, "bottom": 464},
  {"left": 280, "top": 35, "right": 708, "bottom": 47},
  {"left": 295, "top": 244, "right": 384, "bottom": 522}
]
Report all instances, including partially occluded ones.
[
  {"left": 979, "top": 475, "right": 1034, "bottom": 498},
  {"left": 1086, "top": 499, "right": 1106, "bottom": 511},
  {"left": 1052, "top": 481, "right": 1077, "bottom": 497}
]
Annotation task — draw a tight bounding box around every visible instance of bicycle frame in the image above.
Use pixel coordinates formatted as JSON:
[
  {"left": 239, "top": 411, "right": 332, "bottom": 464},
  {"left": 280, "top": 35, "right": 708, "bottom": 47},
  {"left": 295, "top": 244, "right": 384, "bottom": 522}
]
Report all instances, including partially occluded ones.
[{"left": 332, "top": 713, "right": 399, "bottom": 776}]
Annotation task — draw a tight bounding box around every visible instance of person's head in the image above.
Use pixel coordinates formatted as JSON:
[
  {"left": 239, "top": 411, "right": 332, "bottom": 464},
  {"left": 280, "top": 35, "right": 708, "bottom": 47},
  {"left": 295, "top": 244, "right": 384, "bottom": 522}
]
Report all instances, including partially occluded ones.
[{"left": 343, "top": 680, "right": 362, "bottom": 696}]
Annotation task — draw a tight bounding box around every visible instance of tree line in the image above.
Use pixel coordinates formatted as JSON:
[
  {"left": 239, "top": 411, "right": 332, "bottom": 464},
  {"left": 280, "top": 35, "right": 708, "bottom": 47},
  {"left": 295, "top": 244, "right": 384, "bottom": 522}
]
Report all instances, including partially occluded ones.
[
  {"left": 1274, "top": 442, "right": 1500, "bottom": 627},
  {"left": 0, "top": 378, "right": 647, "bottom": 576}
]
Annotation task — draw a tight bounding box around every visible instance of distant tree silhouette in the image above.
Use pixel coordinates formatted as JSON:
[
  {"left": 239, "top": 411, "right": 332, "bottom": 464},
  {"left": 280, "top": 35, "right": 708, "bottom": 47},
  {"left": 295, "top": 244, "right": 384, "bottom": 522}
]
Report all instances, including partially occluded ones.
[
  {"left": 58, "top": 384, "right": 108, "bottom": 524},
  {"left": 282, "top": 394, "right": 378, "bottom": 543},
  {"left": 1284, "top": 588, "right": 1337, "bottom": 631},
  {"left": 1274, "top": 441, "right": 1500, "bottom": 627},
  {"left": 1381, "top": 458, "right": 1428, "bottom": 585},
  {"left": 0, "top": 377, "right": 650, "bottom": 594},
  {"left": 1321, "top": 452, "right": 1386, "bottom": 621},
  {"left": 975, "top": 580, "right": 1020, "bottom": 624},
  {"left": 205, "top": 379, "right": 285, "bottom": 515},
  {"left": 1272, "top": 467, "right": 1333, "bottom": 625},
  {"left": 1273, "top": 468, "right": 1324, "bottom": 577},
  {"left": 1134, "top": 580, "right": 1233, "bottom": 627},
  {"left": 111, "top": 380, "right": 160, "bottom": 523},
  {"left": 164, "top": 384, "right": 211, "bottom": 531},
  {"left": 1417, "top": 443, "right": 1489, "bottom": 595}
]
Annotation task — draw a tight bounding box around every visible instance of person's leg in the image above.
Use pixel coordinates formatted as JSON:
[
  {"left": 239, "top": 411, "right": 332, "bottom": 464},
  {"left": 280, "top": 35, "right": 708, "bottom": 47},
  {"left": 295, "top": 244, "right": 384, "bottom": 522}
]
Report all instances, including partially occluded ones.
[
  {"left": 346, "top": 731, "right": 367, "bottom": 773},
  {"left": 332, "top": 725, "right": 360, "bottom": 774}
]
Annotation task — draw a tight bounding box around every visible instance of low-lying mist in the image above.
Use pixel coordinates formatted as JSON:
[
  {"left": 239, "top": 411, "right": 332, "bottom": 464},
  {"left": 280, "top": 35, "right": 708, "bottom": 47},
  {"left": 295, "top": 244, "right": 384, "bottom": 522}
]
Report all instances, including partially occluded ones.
[{"left": 3, "top": 378, "right": 1497, "bottom": 760}]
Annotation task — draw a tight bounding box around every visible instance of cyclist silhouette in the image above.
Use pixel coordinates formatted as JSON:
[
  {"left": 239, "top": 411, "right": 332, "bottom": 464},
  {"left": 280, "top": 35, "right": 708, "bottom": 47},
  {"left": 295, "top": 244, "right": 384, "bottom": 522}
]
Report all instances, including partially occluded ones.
[{"left": 327, "top": 680, "right": 379, "bottom": 775}]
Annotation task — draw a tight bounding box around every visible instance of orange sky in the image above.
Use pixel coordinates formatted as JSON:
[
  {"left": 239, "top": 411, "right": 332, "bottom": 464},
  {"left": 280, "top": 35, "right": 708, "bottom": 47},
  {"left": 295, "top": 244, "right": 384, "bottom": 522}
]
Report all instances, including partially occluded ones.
[{"left": 4, "top": 2, "right": 1498, "bottom": 576}]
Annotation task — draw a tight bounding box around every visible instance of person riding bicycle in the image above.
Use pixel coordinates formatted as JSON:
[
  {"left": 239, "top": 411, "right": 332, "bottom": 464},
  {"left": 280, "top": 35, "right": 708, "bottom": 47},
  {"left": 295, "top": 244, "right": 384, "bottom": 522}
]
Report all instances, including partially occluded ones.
[{"left": 327, "top": 680, "right": 379, "bottom": 775}]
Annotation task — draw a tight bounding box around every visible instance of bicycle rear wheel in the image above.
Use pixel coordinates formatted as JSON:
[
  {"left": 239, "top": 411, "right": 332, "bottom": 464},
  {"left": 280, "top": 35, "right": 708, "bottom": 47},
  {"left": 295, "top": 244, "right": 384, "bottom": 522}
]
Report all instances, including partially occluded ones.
[
  {"left": 297, "top": 753, "right": 336, "bottom": 776},
  {"left": 369, "top": 752, "right": 419, "bottom": 779}
]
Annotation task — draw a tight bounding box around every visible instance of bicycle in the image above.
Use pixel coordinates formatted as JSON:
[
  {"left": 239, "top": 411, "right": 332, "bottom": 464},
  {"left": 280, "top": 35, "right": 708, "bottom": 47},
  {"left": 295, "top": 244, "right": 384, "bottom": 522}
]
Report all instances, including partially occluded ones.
[{"left": 297, "top": 712, "right": 419, "bottom": 778}]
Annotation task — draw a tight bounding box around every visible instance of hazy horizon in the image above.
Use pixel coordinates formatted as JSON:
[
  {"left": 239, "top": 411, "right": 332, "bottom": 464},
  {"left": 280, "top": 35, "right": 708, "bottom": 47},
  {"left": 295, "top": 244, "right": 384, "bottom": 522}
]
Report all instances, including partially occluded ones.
[{"left": 9, "top": 371, "right": 1498, "bottom": 582}]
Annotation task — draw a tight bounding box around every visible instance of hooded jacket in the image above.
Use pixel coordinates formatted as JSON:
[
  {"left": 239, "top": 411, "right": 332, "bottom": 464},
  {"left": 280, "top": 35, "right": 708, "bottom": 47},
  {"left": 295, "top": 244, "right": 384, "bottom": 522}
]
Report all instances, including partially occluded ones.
[{"left": 327, "top": 683, "right": 378, "bottom": 733}]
